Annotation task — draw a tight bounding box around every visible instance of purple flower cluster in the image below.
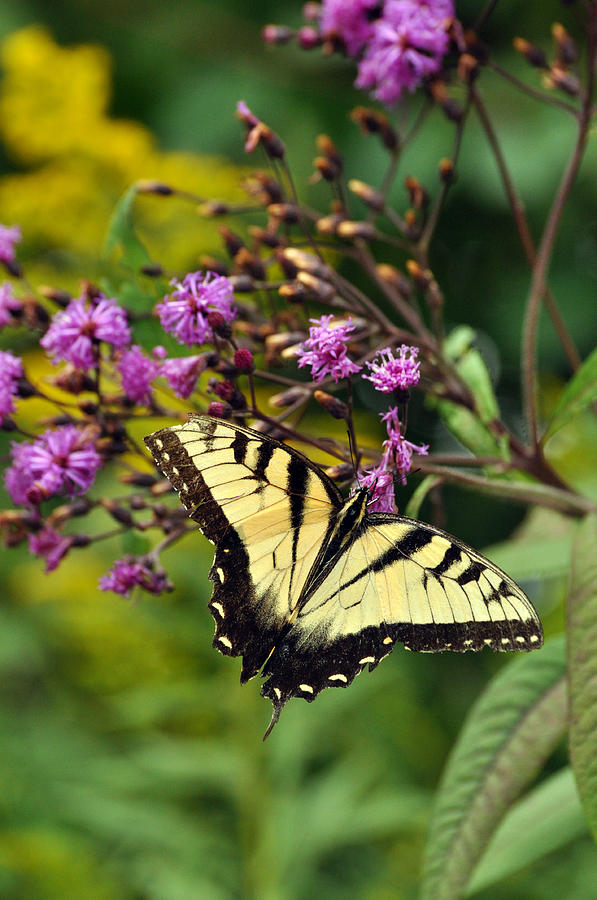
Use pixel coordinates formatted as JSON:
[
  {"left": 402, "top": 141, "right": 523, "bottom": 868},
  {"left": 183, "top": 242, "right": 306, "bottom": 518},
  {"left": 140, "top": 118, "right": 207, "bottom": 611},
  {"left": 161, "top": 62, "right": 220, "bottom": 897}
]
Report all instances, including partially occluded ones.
[
  {"left": 314, "top": 0, "right": 453, "bottom": 104},
  {"left": 160, "top": 354, "right": 207, "bottom": 399},
  {"left": 117, "top": 345, "right": 159, "bottom": 404},
  {"left": 296, "top": 315, "right": 363, "bottom": 383},
  {"left": 156, "top": 271, "right": 236, "bottom": 346},
  {"left": 364, "top": 344, "right": 421, "bottom": 392},
  {"left": 0, "top": 282, "right": 21, "bottom": 327},
  {"left": 99, "top": 557, "right": 170, "bottom": 597},
  {"left": 320, "top": 0, "right": 378, "bottom": 55},
  {"left": 0, "top": 350, "right": 23, "bottom": 422},
  {"left": 356, "top": 0, "right": 453, "bottom": 104},
  {"left": 359, "top": 406, "right": 429, "bottom": 511},
  {"left": 0, "top": 224, "right": 21, "bottom": 264},
  {"left": 29, "top": 527, "right": 74, "bottom": 573},
  {"left": 41, "top": 294, "right": 131, "bottom": 370},
  {"left": 5, "top": 425, "right": 102, "bottom": 506}
]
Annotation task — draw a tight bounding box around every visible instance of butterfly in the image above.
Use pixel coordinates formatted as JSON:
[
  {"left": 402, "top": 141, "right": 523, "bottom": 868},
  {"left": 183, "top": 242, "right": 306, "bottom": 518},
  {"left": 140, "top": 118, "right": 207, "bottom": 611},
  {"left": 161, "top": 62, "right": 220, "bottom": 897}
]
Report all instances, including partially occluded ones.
[{"left": 144, "top": 415, "right": 543, "bottom": 738}]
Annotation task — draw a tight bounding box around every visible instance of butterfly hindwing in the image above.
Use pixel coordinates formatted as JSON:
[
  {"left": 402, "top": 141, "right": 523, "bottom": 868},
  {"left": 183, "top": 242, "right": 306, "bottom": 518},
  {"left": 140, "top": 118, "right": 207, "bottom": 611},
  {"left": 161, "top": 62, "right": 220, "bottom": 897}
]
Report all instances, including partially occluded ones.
[
  {"left": 260, "top": 514, "right": 543, "bottom": 719},
  {"left": 144, "top": 416, "right": 343, "bottom": 680}
]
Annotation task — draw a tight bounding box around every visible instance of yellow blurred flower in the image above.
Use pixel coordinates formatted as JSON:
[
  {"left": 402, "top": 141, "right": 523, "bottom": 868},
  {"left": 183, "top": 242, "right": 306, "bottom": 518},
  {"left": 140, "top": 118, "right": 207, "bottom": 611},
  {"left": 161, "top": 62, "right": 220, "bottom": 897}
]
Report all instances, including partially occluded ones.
[{"left": 0, "top": 26, "right": 246, "bottom": 282}]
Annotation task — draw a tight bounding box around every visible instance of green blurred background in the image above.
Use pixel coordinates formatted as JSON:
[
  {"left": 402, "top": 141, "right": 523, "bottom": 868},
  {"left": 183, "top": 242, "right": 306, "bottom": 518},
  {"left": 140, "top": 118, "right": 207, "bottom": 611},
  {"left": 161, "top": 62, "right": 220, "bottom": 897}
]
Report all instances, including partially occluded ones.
[{"left": 1, "top": 1, "right": 596, "bottom": 898}]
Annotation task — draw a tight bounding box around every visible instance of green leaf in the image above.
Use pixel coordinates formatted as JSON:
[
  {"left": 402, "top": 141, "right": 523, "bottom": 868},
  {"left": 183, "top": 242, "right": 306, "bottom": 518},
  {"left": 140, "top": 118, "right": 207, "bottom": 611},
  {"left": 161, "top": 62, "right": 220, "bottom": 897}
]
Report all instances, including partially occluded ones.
[
  {"left": 443, "top": 325, "right": 500, "bottom": 424},
  {"left": 567, "top": 512, "right": 597, "bottom": 841},
  {"left": 104, "top": 185, "right": 153, "bottom": 271},
  {"left": 467, "top": 767, "right": 586, "bottom": 894},
  {"left": 482, "top": 535, "right": 573, "bottom": 582},
  {"left": 430, "top": 398, "right": 507, "bottom": 460},
  {"left": 545, "top": 346, "right": 597, "bottom": 441},
  {"left": 420, "top": 637, "right": 567, "bottom": 900}
]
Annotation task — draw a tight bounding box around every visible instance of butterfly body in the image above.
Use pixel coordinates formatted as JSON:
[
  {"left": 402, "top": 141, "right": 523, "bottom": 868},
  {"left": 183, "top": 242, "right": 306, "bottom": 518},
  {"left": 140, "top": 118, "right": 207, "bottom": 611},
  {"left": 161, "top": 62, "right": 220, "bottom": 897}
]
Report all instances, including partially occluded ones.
[{"left": 144, "top": 415, "right": 543, "bottom": 737}]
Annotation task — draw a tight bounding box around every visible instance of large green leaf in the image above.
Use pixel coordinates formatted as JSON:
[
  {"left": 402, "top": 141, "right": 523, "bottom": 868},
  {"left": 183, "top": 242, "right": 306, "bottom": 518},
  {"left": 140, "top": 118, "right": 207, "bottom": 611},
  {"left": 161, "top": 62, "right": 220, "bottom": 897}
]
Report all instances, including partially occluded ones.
[
  {"left": 544, "top": 346, "right": 597, "bottom": 441},
  {"left": 482, "top": 535, "right": 573, "bottom": 582},
  {"left": 567, "top": 512, "right": 597, "bottom": 841},
  {"left": 420, "top": 637, "right": 567, "bottom": 900},
  {"left": 467, "top": 767, "right": 586, "bottom": 894}
]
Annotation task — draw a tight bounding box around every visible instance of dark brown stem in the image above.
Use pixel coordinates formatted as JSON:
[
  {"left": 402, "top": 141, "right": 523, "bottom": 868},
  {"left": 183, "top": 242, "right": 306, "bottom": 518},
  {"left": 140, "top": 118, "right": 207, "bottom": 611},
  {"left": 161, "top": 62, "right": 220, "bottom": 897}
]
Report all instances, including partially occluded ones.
[
  {"left": 472, "top": 85, "right": 582, "bottom": 372},
  {"left": 521, "top": 18, "right": 596, "bottom": 449}
]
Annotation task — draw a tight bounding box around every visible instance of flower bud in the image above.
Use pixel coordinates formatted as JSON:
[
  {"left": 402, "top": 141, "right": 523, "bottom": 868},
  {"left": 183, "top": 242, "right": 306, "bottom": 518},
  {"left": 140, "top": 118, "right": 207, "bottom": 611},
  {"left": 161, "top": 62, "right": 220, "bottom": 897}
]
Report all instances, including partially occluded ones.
[
  {"left": 314, "top": 156, "right": 342, "bottom": 181},
  {"left": 278, "top": 281, "right": 308, "bottom": 303},
  {"left": 207, "top": 311, "right": 233, "bottom": 339},
  {"left": 404, "top": 176, "right": 429, "bottom": 210},
  {"left": 336, "top": 220, "right": 377, "bottom": 240},
  {"left": 200, "top": 201, "right": 230, "bottom": 216},
  {"left": 248, "top": 226, "right": 281, "bottom": 248},
  {"left": 350, "top": 107, "right": 398, "bottom": 151},
  {"left": 120, "top": 472, "right": 158, "bottom": 487},
  {"left": 208, "top": 401, "right": 232, "bottom": 418},
  {"left": 457, "top": 52, "right": 480, "bottom": 85},
  {"left": 267, "top": 203, "right": 299, "bottom": 224},
  {"left": 552, "top": 23, "right": 577, "bottom": 65},
  {"left": 199, "top": 255, "right": 229, "bottom": 275},
  {"left": 406, "top": 259, "right": 433, "bottom": 291},
  {"left": 545, "top": 66, "right": 580, "bottom": 96},
  {"left": 375, "top": 264, "right": 412, "bottom": 297},
  {"left": 264, "top": 332, "right": 306, "bottom": 353},
  {"left": 38, "top": 286, "right": 72, "bottom": 307},
  {"left": 297, "top": 26, "right": 320, "bottom": 49},
  {"left": 314, "top": 389, "right": 348, "bottom": 420},
  {"left": 281, "top": 248, "right": 331, "bottom": 278},
  {"left": 140, "top": 263, "right": 164, "bottom": 277},
  {"left": 227, "top": 274, "right": 255, "bottom": 292},
  {"left": 136, "top": 180, "right": 174, "bottom": 195},
  {"left": 269, "top": 386, "right": 310, "bottom": 408},
  {"left": 439, "top": 158, "right": 456, "bottom": 184},
  {"left": 348, "top": 179, "right": 385, "bottom": 212},
  {"left": 234, "top": 247, "right": 266, "bottom": 280},
  {"left": 218, "top": 226, "right": 245, "bottom": 257},
  {"left": 324, "top": 462, "right": 355, "bottom": 481},
  {"left": 296, "top": 271, "right": 336, "bottom": 300},
  {"left": 262, "top": 24, "right": 293, "bottom": 44},
  {"left": 513, "top": 36, "right": 547, "bottom": 68},
  {"left": 102, "top": 499, "right": 135, "bottom": 527},
  {"left": 316, "top": 213, "right": 344, "bottom": 235},
  {"left": 233, "top": 348, "right": 254, "bottom": 373}
]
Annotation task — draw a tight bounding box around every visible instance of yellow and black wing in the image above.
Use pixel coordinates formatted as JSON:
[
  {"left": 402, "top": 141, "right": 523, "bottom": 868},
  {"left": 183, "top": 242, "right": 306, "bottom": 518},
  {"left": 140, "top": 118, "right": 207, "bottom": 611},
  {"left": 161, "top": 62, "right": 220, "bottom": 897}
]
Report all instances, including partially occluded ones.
[
  {"left": 260, "top": 513, "right": 543, "bottom": 725},
  {"left": 144, "top": 415, "right": 343, "bottom": 681}
]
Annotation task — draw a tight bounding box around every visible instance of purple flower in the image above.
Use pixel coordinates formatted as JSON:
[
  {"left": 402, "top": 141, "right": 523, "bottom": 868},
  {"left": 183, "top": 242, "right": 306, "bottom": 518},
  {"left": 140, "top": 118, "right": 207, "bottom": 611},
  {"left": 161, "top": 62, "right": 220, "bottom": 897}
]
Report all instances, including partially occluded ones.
[
  {"left": 41, "top": 295, "right": 131, "bottom": 370},
  {"left": 0, "top": 350, "right": 23, "bottom": 422},
  {"left": 0, "top": 224, "right": 21, "bottom": 264},
  {"left": 156, "top": 271, "right": 236, "bottom": 346},
  {"left": 364, "top": 344, "right": 421, "bottom": 393},
  {"left": 0, "top": 282, "right": 21, "bottom": 327},
  {"left": 320, "top": 0, "right": 378, "bottom": 56},
  {"left": 29, "top": 527, "right": 74, "bottom": 573},
  {"left": 359, "top": 464, "right": 397, "bottom": 513},
  {"left": 5, "top": 425, "right": 102, "bottom": 506},
  {"left": 296, "top": 314, "right": 363, "bottom": 383},
  {"left": 160, "top": 355, "right": 207, "bottom": 399},
  {"left": 117, "top": 345, "right": 158, "bottom": 404},
  {"left": 356, "top": 0, "right": 453, "bottom": 104},
  {"left": 381, "top": 406, "right": 428, "bottom": 484},
  {"left": 99, "top": 557, "right": 170, "bottom": 597}
]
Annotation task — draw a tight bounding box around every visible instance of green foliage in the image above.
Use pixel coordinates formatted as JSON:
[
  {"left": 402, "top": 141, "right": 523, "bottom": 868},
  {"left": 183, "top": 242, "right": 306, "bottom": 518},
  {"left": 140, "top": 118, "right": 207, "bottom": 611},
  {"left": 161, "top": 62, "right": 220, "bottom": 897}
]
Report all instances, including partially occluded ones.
[
  {"left": 567, "top": 514, "right": 597, "bottom": 842},
  {"left": 420, "top": 637, "right": 568, "bottom": 900}
]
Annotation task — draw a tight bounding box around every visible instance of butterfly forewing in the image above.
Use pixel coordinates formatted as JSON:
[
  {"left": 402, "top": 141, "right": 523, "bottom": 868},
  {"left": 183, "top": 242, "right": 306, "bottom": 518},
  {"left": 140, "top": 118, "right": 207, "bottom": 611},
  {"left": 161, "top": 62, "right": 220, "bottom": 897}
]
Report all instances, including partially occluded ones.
[{"left": 144, "top": 416, "right": 342, "bottom": 680}]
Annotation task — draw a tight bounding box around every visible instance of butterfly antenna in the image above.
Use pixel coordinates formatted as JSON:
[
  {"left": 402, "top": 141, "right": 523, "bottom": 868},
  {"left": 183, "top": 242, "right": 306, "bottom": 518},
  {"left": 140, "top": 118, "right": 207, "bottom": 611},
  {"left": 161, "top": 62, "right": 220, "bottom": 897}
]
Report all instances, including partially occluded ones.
[
  {"left": 262, "top": 699, "right": 283, "bottom": 741},
  {"left": 345, "top": 377, "right": 361, "bottom": 478}
]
